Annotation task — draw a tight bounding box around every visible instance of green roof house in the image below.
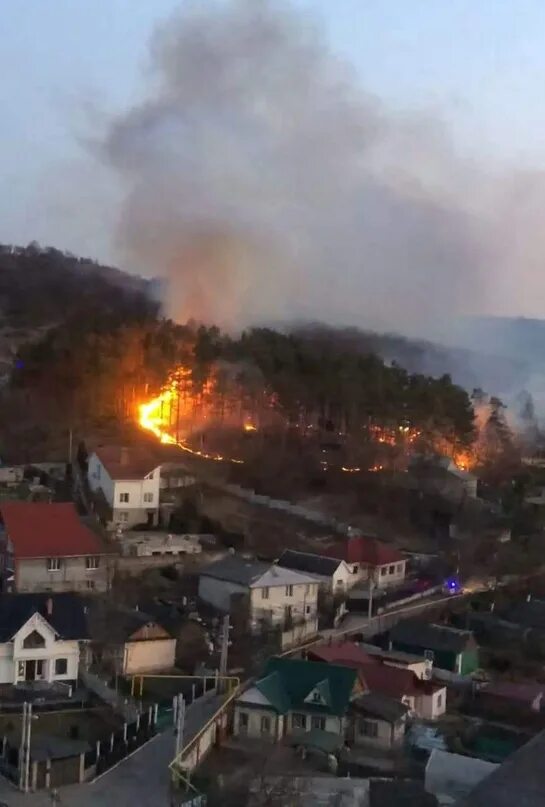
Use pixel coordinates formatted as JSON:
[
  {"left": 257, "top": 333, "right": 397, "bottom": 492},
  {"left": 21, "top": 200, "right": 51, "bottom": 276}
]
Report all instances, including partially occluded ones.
[
  {"left": 234, "top": 657, "right": 361, "bottom": 743},
  {"left": 389, "top": 619, "right": 479, "bottom": 675}
]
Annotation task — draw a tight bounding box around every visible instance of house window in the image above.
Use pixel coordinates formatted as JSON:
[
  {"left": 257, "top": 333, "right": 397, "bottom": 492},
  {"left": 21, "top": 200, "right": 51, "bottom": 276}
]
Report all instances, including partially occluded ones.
[
  {"left": 311, "top": 716, "right": 326, "bottom": 731},
  {"left": 352, "top": 564, "right": 358, "bottom": 574},
  {"left": 86, "top": 556, "right": 99, "bottom": 570},
  {"left": 285, "top": 606, "right": 293, "bottom": 620},
  {"left": 397, "top": 563, "right": 403, "bottom": 573},
  {"left": 23, "top": 630, "right": 45, "bottom": 649},
  {"left": 119, "top": 492, "right": 130, "bottom": 503},
  {"left": 389, "top": 565, "right": 395, "bottom": 574},
  {"left": 380, "top": 567, "right": 387, "bottom": 576},
  {"left": 359, "top": 719, "right": 378, "bottom": 738},
  {"left": 96, "top": 464, "right": 101, "bottom": 479},
  {"left": 436, "top": 693, "right": 443, "bottom": 708},
  {"left": 55, "top": 658, "right": 68, "bottom": 676},
  {"left": 47, "top": 558, "right": 61, "bottom": 572},
  {"left": 285, "top": 585, "right": 293, "bottom": 597},
  {"left": 118, "top": 512, "right": 129, "bottom": 523},
  {"left": 261, "top": 587, "right": 270, "bottom": 600},
  {"left": 86, "top": 580, "right": 95, "bottom": 590},
  {"left": 292, "top": 713, "right": 307, "bottom": 730},
  {"left": 17, "top": 661, "right": 25, "bottom": 679},
  {"left": 305, "top": 605, "right": 312, "bottom": 614},
  {"left": 260, "top": 716, "right": 271, "bottom": 735},
  {"left": 143, "top": 492, "right": 154, "bottom": 503}
]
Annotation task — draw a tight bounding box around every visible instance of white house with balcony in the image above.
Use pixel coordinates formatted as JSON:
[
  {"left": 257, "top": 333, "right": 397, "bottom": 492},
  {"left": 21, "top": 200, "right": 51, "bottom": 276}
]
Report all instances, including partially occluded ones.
[
  {"left": 87, "top": 446, "right": 162, "bottom": 529},
  {"left": 0, "top": 593, "right": 88, "bottom": 685},
  {"left": 198, "top": 555, "right": 319, "bottom": 633}
]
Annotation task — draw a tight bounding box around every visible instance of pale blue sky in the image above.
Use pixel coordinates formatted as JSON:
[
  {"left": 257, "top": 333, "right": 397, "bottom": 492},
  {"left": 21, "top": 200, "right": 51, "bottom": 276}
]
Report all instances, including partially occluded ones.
[{"left": 2, "top": 0, "right": 545, "bottom": 261}]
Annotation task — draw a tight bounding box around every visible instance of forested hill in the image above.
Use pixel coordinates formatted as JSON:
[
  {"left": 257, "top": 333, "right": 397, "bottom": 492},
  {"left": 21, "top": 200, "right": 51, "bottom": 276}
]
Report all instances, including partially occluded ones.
[
  {"left": 0, "top": 243, "right": 157, "bottom": 328},
  {"left": 0, "top": 243, "right": 476, "bottom": 460}
]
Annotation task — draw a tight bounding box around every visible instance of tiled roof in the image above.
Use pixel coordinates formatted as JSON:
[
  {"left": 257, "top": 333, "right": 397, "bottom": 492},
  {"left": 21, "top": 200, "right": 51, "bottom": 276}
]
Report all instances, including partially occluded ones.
[
  {"left": 278, "top": 549, "right": 343, "bottom": 578},
  {"left": 94, "top": 445, "right": 161, "bottom": 481},
  {"left": 257, "top": 657, "right": 357, "bottom": 716},
  {"left": 308, "top": 641, "right": 374, "bottom": 666},
  {"left": 359, "top": 660, "right": 424, "bottom": 698},
  {"left": 325, "top": 536, "right": 404, "bottom": 566},
  {"left": 0, "top": 593, "right": 88, "bottom": 640},
  {"left": 481, "top": 681, "right": 545, "bottom": 704},
  {"left": 0, "top": 501, "right": 107, "bottom": 559}
]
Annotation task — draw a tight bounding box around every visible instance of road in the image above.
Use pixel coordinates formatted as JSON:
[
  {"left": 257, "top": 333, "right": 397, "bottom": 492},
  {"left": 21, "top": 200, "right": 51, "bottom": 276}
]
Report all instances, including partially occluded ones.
[{"left": 0, "top": 692, "right": 226, "bottom": 807}]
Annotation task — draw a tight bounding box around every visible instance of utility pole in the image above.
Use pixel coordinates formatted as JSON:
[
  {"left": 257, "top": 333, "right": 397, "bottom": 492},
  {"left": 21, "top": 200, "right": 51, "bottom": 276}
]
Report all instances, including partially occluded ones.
[
  {"left": 367, "top": 578, "right": 374, "bottom": 621},
  {"left": 19, "top": 701, "right": 32, "bottom": 792},
  {"left": 218, "top": 615, "right": 230, "bottom": 693},
  {"left": 174, "top": 694, "right": 185, "bottom": 759}
]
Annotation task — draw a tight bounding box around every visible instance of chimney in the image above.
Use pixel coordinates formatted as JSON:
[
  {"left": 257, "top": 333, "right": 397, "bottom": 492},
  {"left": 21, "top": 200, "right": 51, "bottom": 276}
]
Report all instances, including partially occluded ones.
[
  {"left": 45, "top": 597, "right": 53, "bottom": 617},
  {"left": 120, "top": 447, "right": 130, "bottom": 466}
]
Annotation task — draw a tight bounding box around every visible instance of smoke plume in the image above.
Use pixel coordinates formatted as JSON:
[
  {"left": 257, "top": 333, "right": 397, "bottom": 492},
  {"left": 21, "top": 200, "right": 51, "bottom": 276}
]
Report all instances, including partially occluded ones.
[{"left": 102, "top": 0, "right": 515, "bottom": 334}]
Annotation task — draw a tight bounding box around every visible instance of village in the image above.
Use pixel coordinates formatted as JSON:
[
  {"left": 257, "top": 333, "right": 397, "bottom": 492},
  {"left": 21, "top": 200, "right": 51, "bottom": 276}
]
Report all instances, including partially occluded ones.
[{"left": 0, "top": 437, "right": 541, "bottom": 806}]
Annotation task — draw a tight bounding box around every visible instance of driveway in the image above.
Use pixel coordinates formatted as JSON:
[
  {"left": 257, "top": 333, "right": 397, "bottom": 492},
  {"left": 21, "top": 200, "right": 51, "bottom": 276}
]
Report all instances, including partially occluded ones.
[{"left": 0, "top": 692, "right": 226, "bottom": 806}]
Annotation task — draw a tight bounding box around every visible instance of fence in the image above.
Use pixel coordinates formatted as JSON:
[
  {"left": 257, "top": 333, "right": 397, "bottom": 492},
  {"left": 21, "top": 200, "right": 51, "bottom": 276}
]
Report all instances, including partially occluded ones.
[{"left": 0, "top": 703, "right": 160, "bottom": 791}]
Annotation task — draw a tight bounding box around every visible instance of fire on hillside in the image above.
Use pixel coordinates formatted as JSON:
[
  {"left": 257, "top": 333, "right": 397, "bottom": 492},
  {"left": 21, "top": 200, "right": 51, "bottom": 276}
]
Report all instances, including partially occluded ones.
[{"left": 138, "top": 366, "right": 475, "bottom": 473}]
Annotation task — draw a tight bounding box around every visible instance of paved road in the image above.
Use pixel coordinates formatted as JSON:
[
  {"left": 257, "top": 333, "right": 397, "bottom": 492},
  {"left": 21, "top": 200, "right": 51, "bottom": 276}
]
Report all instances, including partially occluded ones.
[{"left": 0, "top": 692, "right": 226, "bottom": 807}]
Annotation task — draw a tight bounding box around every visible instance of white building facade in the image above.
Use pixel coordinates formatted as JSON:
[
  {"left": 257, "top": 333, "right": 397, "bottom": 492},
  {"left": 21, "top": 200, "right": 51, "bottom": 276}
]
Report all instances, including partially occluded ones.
[{"left": 87, "top": 447, "right": 161, "bottom": 529}]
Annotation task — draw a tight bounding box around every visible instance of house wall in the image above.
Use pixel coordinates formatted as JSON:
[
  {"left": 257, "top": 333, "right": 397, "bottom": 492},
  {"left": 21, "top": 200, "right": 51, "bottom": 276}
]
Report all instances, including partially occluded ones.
[
  {"left": 331, "top": 562, "right": 356, "bottom": 593},
  {"left": 353, "top": 715, "right": 404, "bottom": 750},
  {"left": 87, "top": 454, "right": 161, "bottom": 525},
  {"left": 234, "top": 705, "right": 283, "bottom": 741},
  {"left": 123, "top": 638, "right": 176, "bottom": 674},
  {"left": 417, "top": 687, "right": 447, "bottom": 720},
  {"left": 16, "top": 556, "right": 111, "bottom": 593},
  {"left": 198, "top": 575, "right": 247, "bottom": 612},
  {"left": 250, "top": 582, "right": 319, "bottom": 627},
  {"left": 460, "top": 648, "right": 479, "bottom": 675},
  {"left": 288, "top": 710, "right": 344, "bottom": 736},
  {"left": 373, "top": 561, "right": 407, "bottom": 589},
  {"left": 5, "top": 613, "right": 80, "bottom": 684}
]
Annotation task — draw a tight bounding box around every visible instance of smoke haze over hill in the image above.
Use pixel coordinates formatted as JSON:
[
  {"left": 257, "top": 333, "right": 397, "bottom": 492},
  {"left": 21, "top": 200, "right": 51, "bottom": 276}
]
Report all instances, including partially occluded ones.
[{"left": 100, "top": 0, "right": 545, "bottom": 341}]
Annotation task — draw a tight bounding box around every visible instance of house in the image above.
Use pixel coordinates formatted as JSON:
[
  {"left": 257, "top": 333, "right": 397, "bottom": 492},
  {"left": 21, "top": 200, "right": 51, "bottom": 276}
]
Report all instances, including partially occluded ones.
[
  {"left": 0, "top": 502, "right": 114, "bottom": 593},
  {"left": 389, "top": 619, "right": 479, "bottom": 675},
  {"left": 359, "top": 660, "right": 446, "bottom": 720},
  {"left": 198, "top": 556, "right": 319, "bottom": 631},
  {"left": 87, "top": 445, "right": 162, "bottom": 529},
  {"left": 0, "top": 592, "right": 87, "bottom": 684},
  {"left": 87, "top": 600, "right": 176, "bottom": 675},
  {"left": 277, "top": 549, "right": 354, "bottom": 593},
  {"left": 350, "top": 691, "right": 408, "bottom": 750},
  {"left": 308, "top": 640, "right": 431, "bottom": 679},
  {"left": 324, "top": 535, "right": 406, "bottom": 589},
  {"left": 234, "top": 657, "right": 360, "bottom": 741},
  {"left": 306, "top": 641, "right": 446, "bottom": 719},
  {"left": 477, "top": 681, "right": 545, "bottom": 717}
]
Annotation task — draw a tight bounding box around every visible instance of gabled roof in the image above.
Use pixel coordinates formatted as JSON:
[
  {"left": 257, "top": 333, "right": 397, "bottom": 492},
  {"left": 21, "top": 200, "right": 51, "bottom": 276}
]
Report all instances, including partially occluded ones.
[
  {"left": 278, "top": 549, "right": 343, "bottom": 578},
  {"left": 0, "top": 502, "right": 107, "bottom": 559},
  {"left": 352, "top": 691, "right": 409, "bottom": 723},
  {"left": 200, "top": 556, "right": 270, "bottom": 586},
  {"left": 200, "top": 556, "right": 317, "bottom": 588},
  {"left": 260, "top": 657, "right": 357, "bottom": 716},
  {"left": 86, "top": 599, "right": 172, "bottom": 644},
  {"left": 308, "top": 641, "right": 374, "bottom": 667},
  {"left": 93, "top": 445, "right": 161, "bottom": 481},
  {"left": 254, "top": 671, "right": 291, "bottom": 713},
  {"left": 0, "top": 593, "right": 88, "bottom": 641},
  {"left": 390, "top": 619, "right": 476, "bottom": 654},
  {"left": 325, "top": 536, "right": 404, "bottom": 566}
]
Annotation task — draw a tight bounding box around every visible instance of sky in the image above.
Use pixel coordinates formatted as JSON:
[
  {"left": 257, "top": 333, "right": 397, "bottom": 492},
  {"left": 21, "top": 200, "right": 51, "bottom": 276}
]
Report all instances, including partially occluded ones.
[{"left": 2, "top": 0, "right": 545, "bottom": 322}]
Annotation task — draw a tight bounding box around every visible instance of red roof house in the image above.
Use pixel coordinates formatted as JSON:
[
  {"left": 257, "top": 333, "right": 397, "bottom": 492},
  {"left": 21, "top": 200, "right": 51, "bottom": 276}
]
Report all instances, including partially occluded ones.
[
  {"left": 324, "top": 535, "right": 406, "bottom": 588},
  {"left": 0, "top": 502, "right": 113, "bottom": 593}
]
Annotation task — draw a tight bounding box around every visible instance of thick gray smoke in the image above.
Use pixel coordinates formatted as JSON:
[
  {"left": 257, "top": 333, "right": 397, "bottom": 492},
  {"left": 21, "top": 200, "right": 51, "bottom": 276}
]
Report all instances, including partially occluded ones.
[{"left": 102, "top": 0, "right": 502, "bottom": 333}]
